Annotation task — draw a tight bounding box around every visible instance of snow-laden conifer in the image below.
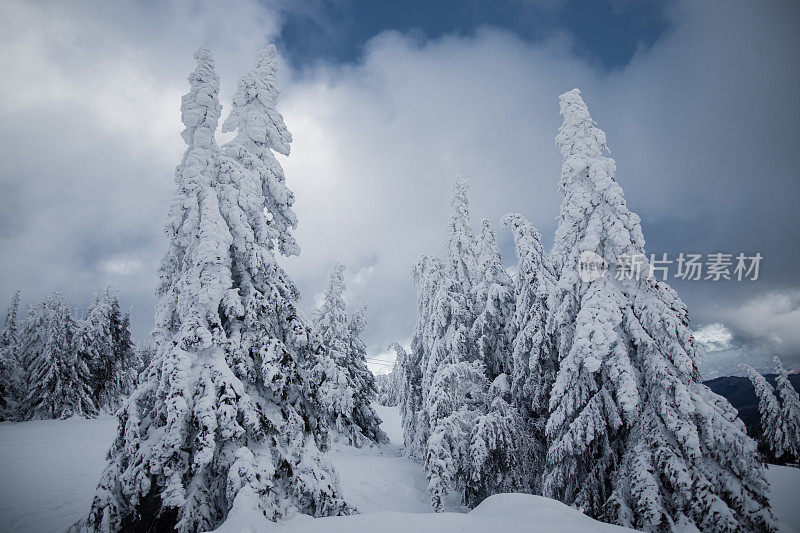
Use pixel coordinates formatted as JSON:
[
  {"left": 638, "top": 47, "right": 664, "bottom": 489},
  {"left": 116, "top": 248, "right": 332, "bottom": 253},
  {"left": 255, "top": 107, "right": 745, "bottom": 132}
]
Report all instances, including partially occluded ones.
[
  {"left": 446, "top": 176, "right": 478, "bottom": 297},
  {"left": 83, "top": 48, "right": 349, "bottom": 533},
  {"left": 20, "top": 292, "right": 96, "bottom": 420},
  {"left": 743, "top": 364, "right": 784, "bottom": 463},
  {"left": 544, "top": 89, "right": 773, "bottom": 532},
  {"left": 773, "top": 356, "right": 800, "bottom": 464},
  {"left": 377, "top": 343, "right": 405, "bottom": 407},
  {"left": 471, "top": 219, "right": 515, "bottom": 378},
  {"left": 402, "top": 255, "right": 444, "bottom": 460},
  {"left": 346, "top": 302, "right": 386, "bottom": 444},
  {"left": 0, "top": 291, "right": 22, "bottom": 419},
  {"left": 79, "top": 288, "right": 137, "bottom": 412},
  {"left": 313, "top": 265, "right": 385, "bottom": 445},
  {"left": 501, "top": 213, "right": 556, "bottom": 491}
]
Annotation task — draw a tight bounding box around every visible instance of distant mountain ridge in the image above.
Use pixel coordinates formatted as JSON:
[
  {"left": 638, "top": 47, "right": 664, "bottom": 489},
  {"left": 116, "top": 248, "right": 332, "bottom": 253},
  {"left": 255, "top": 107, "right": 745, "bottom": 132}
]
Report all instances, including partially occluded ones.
[{"left": 704, "top": 374, "right": 800, "bottom": 438}]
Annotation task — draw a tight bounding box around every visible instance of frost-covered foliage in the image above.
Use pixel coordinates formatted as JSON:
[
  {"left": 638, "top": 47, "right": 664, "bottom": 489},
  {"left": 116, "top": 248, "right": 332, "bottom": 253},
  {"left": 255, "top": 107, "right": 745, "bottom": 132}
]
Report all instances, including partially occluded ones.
[
  {"left": 471, "top": 219, "right": 515, "bottom": 378},
  {"left": 376, "top": 343, "right": 405, "bottom": 406},
  {"left": 501, "top": 213, "right": 555, "bottom": 491},
  {"left": 19, "top": 292, "right": 96, "bottom": 420},
  {"left": 773, "top": 357, "right": 800, "bottom": 465},
  {"left": 403, "top": 181, "right": 531, "bottom": 511},
  {"left": 82, "top": 48, "right": 350, "bottom": 533},
  {"left": 78, "top": 288, "right": 138, "bottom": 413},
  {"left": 403, "top": 255, "right": 444, "bottom": 461},
  {"left": 0, "top": 291, "right": 23, "bottom": 420},
  {"left": 313, "top": 265, "right": 386, "bottom": 446},
  {"left": 544, "top": 89, "right": 773, "bottom": 532},
  {"left": 743, "top": 364, "right": 787, "bottom": 464},
  {"left": 465, "top": 374, "right": 529, "bottom": 507}
]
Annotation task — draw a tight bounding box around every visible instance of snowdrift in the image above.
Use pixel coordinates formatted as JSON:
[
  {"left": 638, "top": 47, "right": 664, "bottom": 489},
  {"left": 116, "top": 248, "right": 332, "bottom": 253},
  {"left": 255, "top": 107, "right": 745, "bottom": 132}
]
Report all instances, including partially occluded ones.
[{"left": 214, "top": 490, "right": 634, "bottom": 533}]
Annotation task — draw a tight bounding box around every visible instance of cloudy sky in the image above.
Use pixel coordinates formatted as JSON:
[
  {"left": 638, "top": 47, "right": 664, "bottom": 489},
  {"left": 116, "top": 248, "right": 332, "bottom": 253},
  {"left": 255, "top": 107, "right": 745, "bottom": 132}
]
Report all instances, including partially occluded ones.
[{"left": 1, "top": 0, "right": 798, "bottom": 376}]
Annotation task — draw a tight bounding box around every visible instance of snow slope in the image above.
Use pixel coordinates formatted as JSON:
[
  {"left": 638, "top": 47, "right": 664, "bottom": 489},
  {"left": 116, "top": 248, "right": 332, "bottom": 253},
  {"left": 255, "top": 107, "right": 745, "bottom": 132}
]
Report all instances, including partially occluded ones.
[{"left": 0, "top": 406, "right": 799, "bottom": 532}]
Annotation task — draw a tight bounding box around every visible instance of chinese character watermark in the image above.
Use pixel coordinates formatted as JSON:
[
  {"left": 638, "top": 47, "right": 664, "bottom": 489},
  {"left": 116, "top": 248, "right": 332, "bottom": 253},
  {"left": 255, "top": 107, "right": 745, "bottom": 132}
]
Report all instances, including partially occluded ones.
[{"left": 577, "top": 252, "right": 762, "bottom": 282}]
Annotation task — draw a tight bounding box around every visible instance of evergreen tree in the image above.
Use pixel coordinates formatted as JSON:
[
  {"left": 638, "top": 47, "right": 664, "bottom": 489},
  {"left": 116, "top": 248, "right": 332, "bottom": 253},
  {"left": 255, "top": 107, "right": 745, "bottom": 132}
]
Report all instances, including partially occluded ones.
[
  {"left": 446, "top": 176, "right": 478, "bottom": 298},
  {"left": 471, "top": 219, "right": 515, "bottom": 378},
  {"left": 20, "top": 292, "right": 96, "bottom": 420},
  {"left": 743, "top": 364, "right": 784, "bottom": 463},
  {"left": 346, "top": 302, "right": 387, "bottom": 444},
  {"left": 83, "top": 48, "right": 349, "bottom": 532},
  {"left": 402, "top": 255, "right": 443, "bottom": 460},
  {"left": 0, "top": 291, "right": 22, "bottom": 420},
  {"left": 466, "top": 373, "right": 529, "bottom": 507},
  {"left": 79, "top": 288, "right": 138, "bottom": 412},
  {"left": 313, "top": 265, "right": 385, "bottom": 445},
  {"left": 773, "top": 356, "right": 800, "bottom": 464},
  {"left": 544, "top": 89, "right": 773, "bottom": 532},
  {"left": 377, "top": 343, "right": 405, "bottom": 407},
  {"left": 502, "top": 213, "right": 556, "bottom": 491}
]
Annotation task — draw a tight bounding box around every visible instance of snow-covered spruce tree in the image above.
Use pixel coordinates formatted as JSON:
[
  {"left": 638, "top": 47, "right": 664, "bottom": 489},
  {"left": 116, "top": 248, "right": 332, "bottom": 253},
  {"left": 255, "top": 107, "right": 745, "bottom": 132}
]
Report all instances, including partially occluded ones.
[
  {"left": 83, "top": 48, "right": 349, "bottom": 532},
  {"left": 471, "top": 219, "right": 515, "bottom": 378},
  {"left": 20, "top": 292, "right": 96, "bottom": 420},
  {"left": 544, "top": 89, "right": 773, "bottom": 532},
  {"left": 79, "top": 288, "right": 136, "bottom": 412},
  {"left": 501, "top": 213, "right": 556, "bottom": 492},
  {"left": 378, "top": 343, "right": 406, "bottom": 407},
  {"left": 313, "top": 265, "right": 386, "bottom": 445},
  {"left": 743, "top": 364, "right": 784, "bottom": 463},
  {"left": 346, "top": 302, "right": 387, "bottom": 444},
  {"left": 446, "top": 176, "right": 479, "bottom": 299},
  {"left": 465, "top": 373, "right": 529, "bottom": 507},
  {"left": 0, "top": 291, "right": 23, "bottom": 419},
  {"left": 425, "top": 359, "right": 487, "bottom": 511},
  {"left": 402, "top": 255, "right": 444, "bottom": 460},
  {"left": 773, "top": 356, "right": 800, "bottom": 464}
]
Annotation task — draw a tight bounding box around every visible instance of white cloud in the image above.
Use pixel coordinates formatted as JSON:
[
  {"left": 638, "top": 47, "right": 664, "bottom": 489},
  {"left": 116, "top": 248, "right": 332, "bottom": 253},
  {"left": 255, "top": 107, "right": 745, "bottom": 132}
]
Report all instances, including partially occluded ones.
[{"left": 694, "top": 323, "right": 734, "bottom": 353}]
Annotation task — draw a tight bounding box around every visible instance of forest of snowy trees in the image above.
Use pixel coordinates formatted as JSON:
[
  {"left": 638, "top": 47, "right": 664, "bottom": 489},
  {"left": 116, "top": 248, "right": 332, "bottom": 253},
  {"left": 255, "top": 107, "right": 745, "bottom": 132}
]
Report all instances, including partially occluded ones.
[
  {"left": 0, "top": 289, "right": 142, "bottom": 421},
  {"left": 1, "top": 42, "right": 796, "bottom": 533},
  {"left": 395, "top": 89, "right": 779, "bottom": 532}
]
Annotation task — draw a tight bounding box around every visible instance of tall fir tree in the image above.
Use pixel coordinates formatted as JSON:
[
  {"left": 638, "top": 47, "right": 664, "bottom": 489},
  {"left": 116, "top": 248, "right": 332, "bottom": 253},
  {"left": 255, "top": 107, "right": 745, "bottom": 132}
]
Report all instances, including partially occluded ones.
[
  {"left": 0, "top": 291, "right": 22, "bottom": 420},
  {"left": 83, "top": 48, "right": 349, "bottom": 532},
  {"left": 743, "top": 364, "right": 784, "bottom": 463},
  {"left": 20, "top": 292, "right": 96, "bottom": 420},
  {"left": 471, "top": 219, "right": 515, "bottom": 378},
  {"left": 377, "top": 343, "right": 406, "bottom": 407},
  {"left": 544, "top": 89, "right": 773, "bottom": 532},
  {"left": 773, "top": 356, "right": 800, "bottom": 464}
]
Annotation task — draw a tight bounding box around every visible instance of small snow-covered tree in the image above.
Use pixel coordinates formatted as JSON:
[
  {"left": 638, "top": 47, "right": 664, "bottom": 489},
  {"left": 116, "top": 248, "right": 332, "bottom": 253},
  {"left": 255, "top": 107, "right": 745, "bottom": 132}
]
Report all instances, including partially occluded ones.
[
  {"left": 471, "top": 219, "right": 515, "bottom": 378},
  {"left": 743, "top": 364, "right": 784, "bottom": 463},
  {"left": 0, "top": 291, "right": 22, "bottom": 420},
  {"left": 544, "top": 89, "right": 773, "bottom": 532},
  {"left": 313, "top": 265, "right": 386, "bottom": 446},
  {"left": 20, "top": 292, "right": 96, "bottom": 420},
  {"left": 773, "top": 356, "right": 800, "bottom": 464},
  {"left": 84, "top": 48, "right": 349, "bottom": 533},
  {"left": 377, "top": 343, "right": 406, "bottom": 407}
]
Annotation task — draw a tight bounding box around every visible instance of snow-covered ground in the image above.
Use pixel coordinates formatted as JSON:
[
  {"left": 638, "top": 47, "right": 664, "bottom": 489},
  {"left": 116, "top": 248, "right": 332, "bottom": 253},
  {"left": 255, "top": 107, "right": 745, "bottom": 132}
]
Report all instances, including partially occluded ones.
[
  {"left": 0, "top": 406, "right": 799, "bottom": 533},
  {"left": 0, "top": 415, "right": 118, "bottom": 533}
]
